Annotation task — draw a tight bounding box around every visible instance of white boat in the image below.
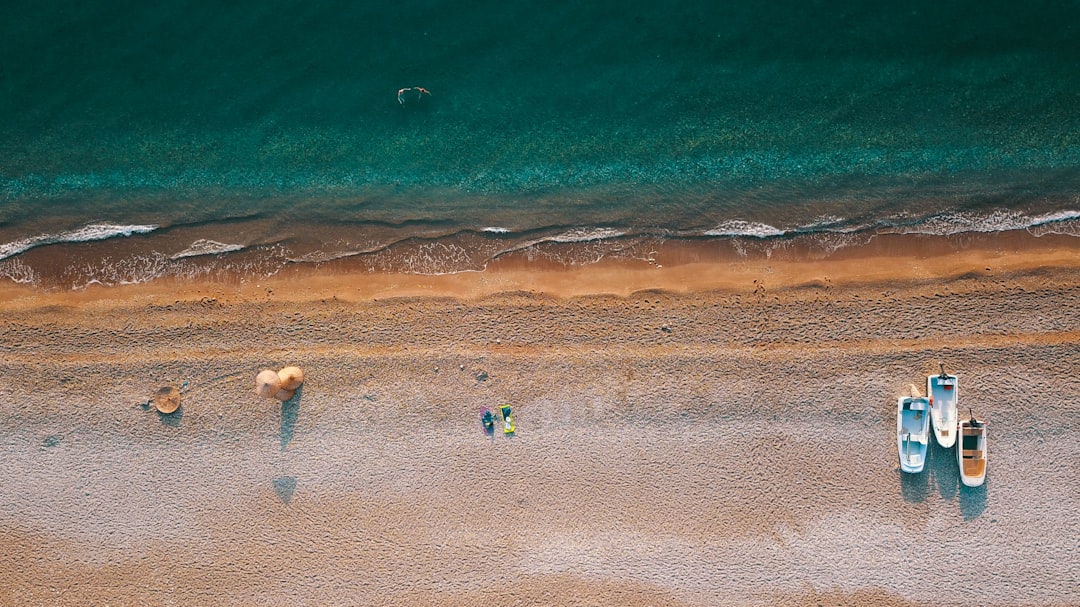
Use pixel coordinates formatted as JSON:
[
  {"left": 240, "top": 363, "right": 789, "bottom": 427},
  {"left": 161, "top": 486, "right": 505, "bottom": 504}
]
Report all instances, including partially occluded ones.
[
  {"left": 897, "top": 396, "right": 931, "bottom": 473},
  {"left": 958, "top": 410, "right": 987, "bottom": 487},
  {"left": 927, "top": 364, "right": 958, "bottom": 448}
]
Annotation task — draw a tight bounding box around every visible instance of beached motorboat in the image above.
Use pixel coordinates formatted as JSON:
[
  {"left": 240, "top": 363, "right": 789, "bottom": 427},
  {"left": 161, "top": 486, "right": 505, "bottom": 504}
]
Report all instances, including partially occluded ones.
[
  {"left": 927, "top": 364, "right": 958, "bottom": 448},
  {"left": 958, "top": 410, "right": 987, "bottom": 487},
  {"left": 500, "top": 405, "right": 515, "bottom": 435},
  {"left": 897, "top": 396, "right": 930, "bottom": 473}
]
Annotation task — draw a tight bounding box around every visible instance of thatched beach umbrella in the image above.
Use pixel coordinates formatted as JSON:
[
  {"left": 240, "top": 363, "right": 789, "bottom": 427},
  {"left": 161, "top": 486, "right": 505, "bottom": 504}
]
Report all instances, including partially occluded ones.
[
  {"left": 153, "top": 386, "right": 182, "bottom": 414},
  {"left": 277, "top": 366, "right": 304, "bottom": 391},
  {"left": 255, "top": 369, "right": 282, "bottom": 399}
]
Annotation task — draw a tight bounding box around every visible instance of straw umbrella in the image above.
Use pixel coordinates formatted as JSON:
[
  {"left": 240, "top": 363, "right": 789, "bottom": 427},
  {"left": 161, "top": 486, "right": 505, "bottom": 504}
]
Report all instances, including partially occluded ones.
[
  {"left": 278, "top": 366, "right": 304, "bottom": 391},
  {"left": 255, "top": 369, "right": 282, "bottom": 399},
  {"left": 153, "top": 386, "right": 182, "bottom": 414}
]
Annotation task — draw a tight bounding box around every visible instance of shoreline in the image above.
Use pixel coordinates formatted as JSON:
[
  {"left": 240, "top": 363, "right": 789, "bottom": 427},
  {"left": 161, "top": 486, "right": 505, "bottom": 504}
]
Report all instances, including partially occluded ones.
[{"left": 1, "top": 229, "right": 1078, "bottom": 308}]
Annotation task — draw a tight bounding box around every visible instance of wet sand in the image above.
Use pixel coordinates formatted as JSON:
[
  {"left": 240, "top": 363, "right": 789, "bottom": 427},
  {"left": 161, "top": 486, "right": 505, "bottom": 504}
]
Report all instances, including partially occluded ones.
[{"left": 1, "top": 232, "right": 1078, "bottom": 606}]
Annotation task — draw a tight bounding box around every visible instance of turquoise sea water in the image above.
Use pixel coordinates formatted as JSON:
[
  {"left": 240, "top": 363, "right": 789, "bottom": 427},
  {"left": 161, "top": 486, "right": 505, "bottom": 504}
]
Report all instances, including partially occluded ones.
[{"left": 1, "top": 0, "right": 1078, "bottom": 285}]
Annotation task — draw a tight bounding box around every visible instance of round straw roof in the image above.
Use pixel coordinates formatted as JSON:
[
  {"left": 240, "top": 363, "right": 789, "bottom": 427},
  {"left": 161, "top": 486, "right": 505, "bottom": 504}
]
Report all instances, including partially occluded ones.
[
  {"left": 278, "top": 366, "right": 304, "bottom": 391},
  {"left": 255, "top": 369, "right": 282, "bottom": 399},
  {"left": 153, "top": 386, "right": 182, "bottom": 414}
]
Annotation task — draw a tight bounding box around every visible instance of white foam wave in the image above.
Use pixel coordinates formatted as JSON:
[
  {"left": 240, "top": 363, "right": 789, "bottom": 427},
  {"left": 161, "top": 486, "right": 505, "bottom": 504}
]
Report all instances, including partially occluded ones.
[
  {"left": 795, "top": 216, "right": 846, "bottom": 231},
  {"left": 482, "top": 227, "right": 511, "bottom": 234},
  {"left": 547, "top": 227, "right": 627, "bottom": 243},
  {"left": 1025, "top": 210, "right": 1080, "bottom": 236},
  {"left": 70, "top": 252, "right": 173, "bottom": 290},
  {"left": 704, "top": 220, "right": 785, "bottom": 238},
  {"left": 486, "top": 227, "right": 628, "bottom": 264},
  {"left": 286, "top": 242, "right": 392, "bottom": 264},
  {"left": 890, "top": 209, "right": 1080, "bottom": 236},
  {"left": 288, "top": 250, "right": 361, "bottom": 263},
  {"left": 792, "top": 215, "right": 876, "bottom": 234},
  {"left": 0, "top": 258, "right": 37, "bottom": 284},
  {"left": 170, "top": 239, "right": 245, "bottom": 260},
  {"left": 0, "top": 223, "right": 158, "bottom": 261}
]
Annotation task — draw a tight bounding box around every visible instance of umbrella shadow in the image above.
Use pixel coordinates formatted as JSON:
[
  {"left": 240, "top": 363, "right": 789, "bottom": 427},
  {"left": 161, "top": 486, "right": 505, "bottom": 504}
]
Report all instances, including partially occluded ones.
[
  {"left": 959, "top": 479, "right": 989, "bottom": 520},
  {"left": 900, "top": 468, "right": 930, "bottom": 503},
  {"left": 928, "top": 440, "right": 959, "bottom": 501},
  {"left": 158, "top": 406, "right": 183, "bottom": 427},
  {"left": 280, "top": 385, "right": 302, "bottom": 451},
  {"left": 272, "top": 476, "right": 297, "bottom": 504}
]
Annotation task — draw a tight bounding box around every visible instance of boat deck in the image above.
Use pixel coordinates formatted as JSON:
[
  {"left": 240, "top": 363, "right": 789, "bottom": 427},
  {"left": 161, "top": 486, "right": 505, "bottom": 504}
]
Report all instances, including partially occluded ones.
[
  {"left": 899, "top": 399, "right": 929, "bottom": 439},
  {"left": 962, "top": 432, "right": 983, "bottom": 450},
  {"left": 928, "top": 375, "right": 958, "bottom": 409},
  {"left": 900, "top": 412, "right": 927, "bottom": 437},
  {"left": 961, "top": 451, "right": 987, "bottom": 477}
]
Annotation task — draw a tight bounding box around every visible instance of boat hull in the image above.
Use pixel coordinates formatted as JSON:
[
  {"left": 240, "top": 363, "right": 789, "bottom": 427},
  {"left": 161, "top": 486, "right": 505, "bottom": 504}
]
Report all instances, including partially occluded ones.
[
  {"left": 927, "top": 374, "right": 958, "bottom": 448},
  {"left": 897, "top": 396, "right": 931, "bottom": 473}
]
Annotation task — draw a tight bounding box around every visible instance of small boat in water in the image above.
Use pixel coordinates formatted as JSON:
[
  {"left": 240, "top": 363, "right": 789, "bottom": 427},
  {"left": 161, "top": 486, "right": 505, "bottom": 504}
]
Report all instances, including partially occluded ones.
[
  {"left": 927, "top": 363, "right": 959, "bottom": 448},
  {"left": 958, "top": 409, "right": 987, "bottom": 487},
  {"left": 897, "top": 395, "right": 931, "bottom": 473}
]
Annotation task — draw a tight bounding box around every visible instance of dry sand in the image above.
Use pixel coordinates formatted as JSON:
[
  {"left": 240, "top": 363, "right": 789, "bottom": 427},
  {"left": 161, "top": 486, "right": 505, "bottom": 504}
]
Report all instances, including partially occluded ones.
[{"left": 1, "top": 232, "right": 1078, "bottom": 606}]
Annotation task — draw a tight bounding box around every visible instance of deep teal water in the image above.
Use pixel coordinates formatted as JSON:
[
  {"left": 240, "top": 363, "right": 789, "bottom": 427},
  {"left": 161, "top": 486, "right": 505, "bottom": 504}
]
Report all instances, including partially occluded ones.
[{"left": 0, "top": 0, "right": 1077, "bottom": 281}]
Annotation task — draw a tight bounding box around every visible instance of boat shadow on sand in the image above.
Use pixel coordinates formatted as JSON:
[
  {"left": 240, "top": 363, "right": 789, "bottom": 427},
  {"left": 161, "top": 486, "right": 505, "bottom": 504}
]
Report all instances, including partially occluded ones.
[
  {"left": 930, "top": 439, "right": 989, "bottom": 519},
  {"left": 928, "top": 440, "right": 960, "bottom": 501},
  {"left": 900, "top": 464, "right": 930, "bottom": 503},
  {"left": 900, "top": 440, "right": 988, "bottom": 519},
  {"left": 958, "top": 478, "right": 988, "bottom": 520}
]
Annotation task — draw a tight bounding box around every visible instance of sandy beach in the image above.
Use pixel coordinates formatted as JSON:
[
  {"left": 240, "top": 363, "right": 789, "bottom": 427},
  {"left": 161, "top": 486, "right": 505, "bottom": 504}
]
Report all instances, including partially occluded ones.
[{"left": 1, "top": 231, "right": 1078, "bottom": 606}]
